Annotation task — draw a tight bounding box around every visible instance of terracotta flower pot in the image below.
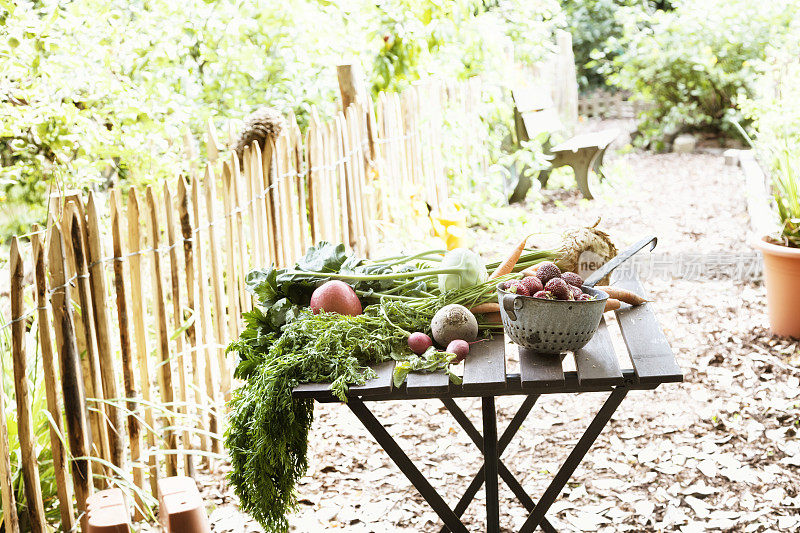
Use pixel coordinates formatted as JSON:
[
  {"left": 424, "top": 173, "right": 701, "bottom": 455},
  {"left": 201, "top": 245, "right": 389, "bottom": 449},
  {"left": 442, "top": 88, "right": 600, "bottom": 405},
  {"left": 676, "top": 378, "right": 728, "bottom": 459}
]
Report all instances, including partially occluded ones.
[{"left": 752, "top": 236, "right": 800, "bottom": 338}]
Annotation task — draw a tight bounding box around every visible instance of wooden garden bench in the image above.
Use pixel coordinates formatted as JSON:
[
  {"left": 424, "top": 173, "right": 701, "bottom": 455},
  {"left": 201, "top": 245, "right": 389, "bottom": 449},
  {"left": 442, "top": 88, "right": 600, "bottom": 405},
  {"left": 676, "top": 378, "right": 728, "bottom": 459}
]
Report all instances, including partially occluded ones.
[
  {"left": 293, "top": 276, "right": 682, "bottom": 532},
  {"left": 512, "top": 86, "right": 620, "bottom": 200}
]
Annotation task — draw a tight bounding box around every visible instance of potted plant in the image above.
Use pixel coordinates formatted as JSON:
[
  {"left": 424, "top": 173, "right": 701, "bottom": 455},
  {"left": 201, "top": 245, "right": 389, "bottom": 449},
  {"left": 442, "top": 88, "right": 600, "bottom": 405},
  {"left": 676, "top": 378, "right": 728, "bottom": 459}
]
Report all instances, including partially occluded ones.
[{"left": 752, "top": 146, "right": 800, "bottom": 337}]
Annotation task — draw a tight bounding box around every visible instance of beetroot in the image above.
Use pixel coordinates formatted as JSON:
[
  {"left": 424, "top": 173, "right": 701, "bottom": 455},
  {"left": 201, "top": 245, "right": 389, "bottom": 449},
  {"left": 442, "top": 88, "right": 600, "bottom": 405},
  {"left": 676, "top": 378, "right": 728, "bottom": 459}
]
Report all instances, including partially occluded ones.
[
  {"left": 447, "top": 339, "right": 470, "bottom": 363},
  {"left": 309, "top": 280, "right": 362, "bottom": 316},
  {"left": 408, "top": 332, "right": 433, "bottom": 355}
]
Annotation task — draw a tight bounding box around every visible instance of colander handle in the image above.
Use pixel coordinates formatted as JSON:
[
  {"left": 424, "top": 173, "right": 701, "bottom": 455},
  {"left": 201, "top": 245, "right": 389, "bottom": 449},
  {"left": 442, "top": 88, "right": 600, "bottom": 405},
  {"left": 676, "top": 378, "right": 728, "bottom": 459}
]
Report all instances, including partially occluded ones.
[
  {"left": 584, "top": 235, "right": 657, "bottom": 287},
  {"left": 502, "top": 293, "right": 522, "bottom": 321}
]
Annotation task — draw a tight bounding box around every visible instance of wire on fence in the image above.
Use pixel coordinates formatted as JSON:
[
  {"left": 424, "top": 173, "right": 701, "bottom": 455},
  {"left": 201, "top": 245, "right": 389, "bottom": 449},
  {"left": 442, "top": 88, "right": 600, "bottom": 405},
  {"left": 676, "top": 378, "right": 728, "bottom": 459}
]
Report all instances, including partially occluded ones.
[{"left": 0, "top": 272, "right": 91, "bottom": 331}]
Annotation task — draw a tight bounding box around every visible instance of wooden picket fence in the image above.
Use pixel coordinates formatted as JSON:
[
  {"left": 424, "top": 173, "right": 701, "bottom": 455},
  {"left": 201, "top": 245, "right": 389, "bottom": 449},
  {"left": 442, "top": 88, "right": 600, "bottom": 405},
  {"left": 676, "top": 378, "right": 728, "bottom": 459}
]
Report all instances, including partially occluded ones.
[{"left": 0, "top": 76, "right": 483, "bottom": 531}]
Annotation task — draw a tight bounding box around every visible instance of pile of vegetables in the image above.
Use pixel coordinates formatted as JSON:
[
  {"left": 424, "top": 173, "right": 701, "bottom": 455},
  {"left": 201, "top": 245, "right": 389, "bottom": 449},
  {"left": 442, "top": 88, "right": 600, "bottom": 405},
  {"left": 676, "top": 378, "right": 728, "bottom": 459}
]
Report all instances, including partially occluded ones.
[{"left": 226, "top": 227, "right": 617, "bottom": 532}]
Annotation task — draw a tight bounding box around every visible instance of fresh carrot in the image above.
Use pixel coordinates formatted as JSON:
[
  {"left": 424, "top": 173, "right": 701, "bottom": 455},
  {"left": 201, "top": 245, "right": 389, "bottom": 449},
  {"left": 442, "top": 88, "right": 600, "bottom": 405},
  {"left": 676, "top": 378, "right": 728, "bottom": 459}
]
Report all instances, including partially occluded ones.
[
  {"left": 604, "top": 298, "right": 621, "bottom": 312},
  {"left": 469, "top": 303, "right": 501, "bottom": 314},
  {"left": 489, "top": 235, "right": 531, "bottom": 279},
  {"left": 597, "top": 286, "right": 649, "bottom": 306},
  {"left": 483, "top": 312, "right": 503, "bottom": 325},
  {"left": 521, "top": 265, "right": 539, "bottom": 277}
]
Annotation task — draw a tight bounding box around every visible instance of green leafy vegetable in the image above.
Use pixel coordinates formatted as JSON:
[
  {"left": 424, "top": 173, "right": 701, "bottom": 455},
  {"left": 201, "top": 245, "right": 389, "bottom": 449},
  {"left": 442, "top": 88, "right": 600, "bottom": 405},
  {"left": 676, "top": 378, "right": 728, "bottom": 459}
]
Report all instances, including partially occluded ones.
[
  {"left": 392, "top": 346, "right": 462, "bottom": 388},
  {"left": 226, "top": 300, "right": 438, "bottom": 531}
]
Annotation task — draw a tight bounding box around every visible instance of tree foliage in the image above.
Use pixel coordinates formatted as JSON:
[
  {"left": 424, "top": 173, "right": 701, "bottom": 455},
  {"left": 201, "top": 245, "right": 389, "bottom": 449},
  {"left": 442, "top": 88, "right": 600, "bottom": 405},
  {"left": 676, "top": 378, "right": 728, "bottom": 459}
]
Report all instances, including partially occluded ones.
[
  {"left": 1, "top": 0, "right": 562, "bottom": 237},
  {"left": 560, "top": 0, "right": 672, "bottom": 92},
  {"left": 610, "top": 0, "right": 797, "bottom": 148}
]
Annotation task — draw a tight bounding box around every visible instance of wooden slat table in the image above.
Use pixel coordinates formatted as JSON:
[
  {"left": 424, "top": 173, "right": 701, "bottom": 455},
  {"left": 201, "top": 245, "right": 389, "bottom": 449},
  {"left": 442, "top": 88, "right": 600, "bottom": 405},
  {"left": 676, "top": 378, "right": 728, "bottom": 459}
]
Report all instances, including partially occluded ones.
[{"left": 293, "top": 277, "right": 682, "bottom": 532}]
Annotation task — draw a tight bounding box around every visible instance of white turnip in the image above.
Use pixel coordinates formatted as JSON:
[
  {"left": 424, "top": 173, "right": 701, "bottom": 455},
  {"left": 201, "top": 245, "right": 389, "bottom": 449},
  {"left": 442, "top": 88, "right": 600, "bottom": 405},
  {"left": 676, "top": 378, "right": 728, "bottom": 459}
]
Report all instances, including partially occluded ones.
[{"left": 431, "top": 304, "right": 478, "bottom": 346}]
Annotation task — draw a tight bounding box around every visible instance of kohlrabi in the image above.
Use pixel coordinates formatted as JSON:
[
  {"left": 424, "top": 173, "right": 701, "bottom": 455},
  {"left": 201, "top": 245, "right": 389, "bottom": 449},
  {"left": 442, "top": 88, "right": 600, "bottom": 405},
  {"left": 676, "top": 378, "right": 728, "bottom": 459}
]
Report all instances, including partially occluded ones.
[{"left": 437, "top": 248, "right": 487, "bottom": 292}]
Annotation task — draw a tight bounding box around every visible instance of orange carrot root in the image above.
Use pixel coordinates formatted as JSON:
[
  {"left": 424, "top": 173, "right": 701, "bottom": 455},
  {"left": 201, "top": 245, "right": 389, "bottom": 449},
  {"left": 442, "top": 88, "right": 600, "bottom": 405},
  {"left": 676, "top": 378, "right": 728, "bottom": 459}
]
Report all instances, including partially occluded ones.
[
  {"left": 482, "top": 312, "right": 503, "bottom": 325},
  {"left": 597, "top": 286, "right": 649, "bottom": 306},
  {"left": 469, "top": 303, "right": 501, "bottom": 314},
  {"left": 489, "top": 234, "right": 532, "bottom": 279},
  {"left": 604, "top": 298, "right": 621, "bottom": 312}
]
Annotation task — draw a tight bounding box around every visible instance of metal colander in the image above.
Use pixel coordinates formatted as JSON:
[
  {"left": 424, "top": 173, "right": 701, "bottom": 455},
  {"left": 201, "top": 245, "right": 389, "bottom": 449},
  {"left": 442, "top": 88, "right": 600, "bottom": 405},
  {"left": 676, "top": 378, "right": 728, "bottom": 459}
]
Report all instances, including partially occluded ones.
[{"left": 497, "top": 284, "right": 608, "bottom": 354}]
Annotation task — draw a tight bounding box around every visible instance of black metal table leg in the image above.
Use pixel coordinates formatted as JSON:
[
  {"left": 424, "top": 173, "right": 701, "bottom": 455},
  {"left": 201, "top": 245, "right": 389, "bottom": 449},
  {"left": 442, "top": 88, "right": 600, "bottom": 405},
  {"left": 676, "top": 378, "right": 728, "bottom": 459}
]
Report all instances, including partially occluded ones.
[
  {"left": 441, "top": 396, "right": 558, "bottom": 532},
  {"left": 518, "top": 388, "right": 629, "bottom": 533},
  {"left": 347, "top": 397, "right": 469, "bottom": 533},
  {"left": 483, "top": 396, "right": 500, "bottom": 533},
  {"left": 440, "top": 396, "right": 538, "bottom": 522}
]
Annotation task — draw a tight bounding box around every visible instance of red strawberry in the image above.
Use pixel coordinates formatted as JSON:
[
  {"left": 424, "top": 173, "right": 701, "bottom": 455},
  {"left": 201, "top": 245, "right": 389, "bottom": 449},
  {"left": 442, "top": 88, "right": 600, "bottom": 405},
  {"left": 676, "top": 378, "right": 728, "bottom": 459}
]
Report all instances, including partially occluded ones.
[
  {"left": 561, "top": 272, "right": 583, "bottom": 288},
  {"left": 521, "top": 276, "right": 543, "bottom": 295},
  {"left": 535, "top": 261, "right": 561, "bottom": 284},
  {"left": 505, "top": 280, "right": 530, "bottom": 296},
  {"left": 570, "top": 285, "right": 583, "bottom": 299},
  {"left": 544, "top": 277, "right": 572, "bottom": 300},
  {"left": 532, "top": 290, "right": 554, "bottom": 300}
]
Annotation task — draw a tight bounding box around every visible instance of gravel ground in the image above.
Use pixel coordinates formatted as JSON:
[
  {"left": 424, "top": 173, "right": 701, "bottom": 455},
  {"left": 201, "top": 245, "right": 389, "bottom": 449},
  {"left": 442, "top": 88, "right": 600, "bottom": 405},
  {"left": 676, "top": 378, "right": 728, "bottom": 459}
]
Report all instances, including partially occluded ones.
[{"left": 195, "top": 120, "right": 800, "bottom": 532}]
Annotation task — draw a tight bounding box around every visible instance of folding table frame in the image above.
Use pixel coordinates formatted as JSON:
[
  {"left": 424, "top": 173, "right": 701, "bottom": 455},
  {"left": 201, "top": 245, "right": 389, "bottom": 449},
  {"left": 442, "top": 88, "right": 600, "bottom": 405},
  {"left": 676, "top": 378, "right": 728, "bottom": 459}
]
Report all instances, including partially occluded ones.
[{"left": 293, "top": 278, "right": 682, "bottom": 532}]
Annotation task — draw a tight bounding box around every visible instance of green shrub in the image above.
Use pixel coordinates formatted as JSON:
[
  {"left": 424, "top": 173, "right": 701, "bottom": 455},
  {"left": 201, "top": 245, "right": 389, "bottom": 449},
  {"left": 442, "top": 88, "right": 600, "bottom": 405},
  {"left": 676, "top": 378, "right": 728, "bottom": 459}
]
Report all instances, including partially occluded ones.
[
  {"left": 611, "top": 0, "right": 796, "bottom": 148},
  {"left": 369, "top": 0, "right": 562, "bottom": 94},
  {"left": 0, "top": 1, "right": 349, "bottom": 230},
  {"left": 562, "top": 0, "right": 671, "bottom": 92}
]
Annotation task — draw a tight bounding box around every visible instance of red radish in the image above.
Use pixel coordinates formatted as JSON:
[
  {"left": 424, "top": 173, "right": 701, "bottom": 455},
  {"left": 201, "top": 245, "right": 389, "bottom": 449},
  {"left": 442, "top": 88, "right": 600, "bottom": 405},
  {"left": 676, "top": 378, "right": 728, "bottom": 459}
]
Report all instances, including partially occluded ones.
[
  {"left": 309, "top": 280, "right": 362, "bottom": 316},
  {"left": 408, "top": 332, "right": 433, "bottom": 355},
  {"left": 447, "top": 339, "right": 470, "bottom": 362}
]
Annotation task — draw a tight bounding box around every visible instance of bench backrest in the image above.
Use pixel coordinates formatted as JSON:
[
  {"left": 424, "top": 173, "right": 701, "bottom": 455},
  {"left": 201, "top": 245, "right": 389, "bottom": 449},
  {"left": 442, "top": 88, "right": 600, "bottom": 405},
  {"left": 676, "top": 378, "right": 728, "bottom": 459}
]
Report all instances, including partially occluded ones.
[{"left": 512, "top": 85, "right": 565, "bottom": 143}]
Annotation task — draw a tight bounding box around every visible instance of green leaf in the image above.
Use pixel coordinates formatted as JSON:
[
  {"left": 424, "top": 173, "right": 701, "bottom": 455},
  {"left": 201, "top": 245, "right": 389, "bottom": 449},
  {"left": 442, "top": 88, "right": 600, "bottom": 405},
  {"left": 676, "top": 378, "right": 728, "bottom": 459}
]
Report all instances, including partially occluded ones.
[{"left": 295, "top": 241, "right": 349, "bottom": 272}]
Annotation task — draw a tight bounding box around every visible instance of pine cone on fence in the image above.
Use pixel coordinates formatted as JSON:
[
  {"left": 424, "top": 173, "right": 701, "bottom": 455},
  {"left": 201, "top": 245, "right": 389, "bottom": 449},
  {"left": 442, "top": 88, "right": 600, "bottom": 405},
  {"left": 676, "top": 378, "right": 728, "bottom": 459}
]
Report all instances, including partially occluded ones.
[{"left": 233, "top": 107, "right": 285, "bottom": 167}]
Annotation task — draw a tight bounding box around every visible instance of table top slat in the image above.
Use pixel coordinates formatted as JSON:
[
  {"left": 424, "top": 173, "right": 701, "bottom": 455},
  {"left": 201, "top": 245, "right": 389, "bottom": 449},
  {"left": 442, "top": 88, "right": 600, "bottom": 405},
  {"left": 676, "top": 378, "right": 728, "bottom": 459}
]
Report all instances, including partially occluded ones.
[
  {"left": 293, "top": 275, "right": 681, "bottom": 400},
  {"left": 292, "top": 380, "right": 334, "bottom": 398},
  {"left": 613, "top": 278, "right": 683, "bottom": 384},
  {"left": 293, "top": 360, "right": 395, "bottom": 399},
  {"left": 350, "top": 360, "right": 396, "bottom": 396},
  {"left": 463, "top": 337, "right": 507, "bottom": 392},
  {"left": 519, "top": 347, "right": 565, "bottom": 389},
  {"left": 574, "top": 318, "right": 624, "bottom": 387},
  {"left": 406, "top": 370, "right": 451, "bottom": 395}
]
